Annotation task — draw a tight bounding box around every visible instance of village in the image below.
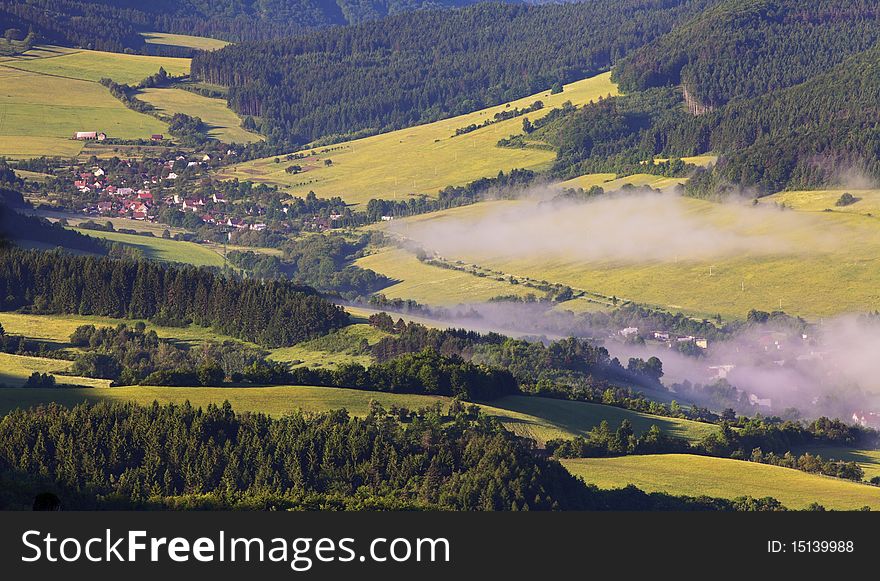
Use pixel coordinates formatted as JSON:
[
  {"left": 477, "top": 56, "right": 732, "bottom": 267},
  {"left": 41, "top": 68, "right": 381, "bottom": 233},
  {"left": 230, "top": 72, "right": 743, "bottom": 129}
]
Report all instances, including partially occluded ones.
[{"left": 55, "top": 148, "right": 349, "bottom": 238}]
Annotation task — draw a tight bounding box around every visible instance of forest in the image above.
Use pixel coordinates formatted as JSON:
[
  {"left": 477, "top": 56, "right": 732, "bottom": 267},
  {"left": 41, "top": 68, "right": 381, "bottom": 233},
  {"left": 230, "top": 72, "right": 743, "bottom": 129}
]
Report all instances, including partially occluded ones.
[
  {"left": 191, "top": 0, "right": 719, "bottom": 145},
  {"left": 0, "top": 399, "right": 791, "bottom": 511},
  {"left": 548, "top": 0, "right": 880, "bottom": 193},
  {"left": 0, "top": 248, "right": 348, "bottom": 347},
  {"left": 0, "top": 0, "right": 502, "bottom": 51}
]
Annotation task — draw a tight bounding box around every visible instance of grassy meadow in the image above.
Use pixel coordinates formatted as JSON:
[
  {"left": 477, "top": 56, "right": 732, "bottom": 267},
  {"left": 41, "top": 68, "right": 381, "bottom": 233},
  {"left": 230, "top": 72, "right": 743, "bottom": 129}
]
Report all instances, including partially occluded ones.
[
  {"left": 373, "top": 194, "right": 880, "bottom": 320},
  {"left": 356, "top": 247, "right": 537, "bottom": 305},
  {"left": 74, "top": 229, "right": 227, "bottom": 267},
  {"left": 141, "top": 32, "right": 229, "bottom": 51},
  {"left": 0, "top": 65, "right": 167, "bottom": 158},
  {"left": 137, "top": 87, "right": 263, "bottom": 143},
  {"left": 0, "top": 352, "right": 110, "bottom": 388},
  {"left": 4, "top": 46, "right": 189, "bottom": 84},
  {"left": 562, "top": 454, "right": 880, "bottom": 510},
  {"left": 216, "top": 72, "right": 619, "bottom": 206},
  {"left": 557, "top": 172, "right": 688, "bottom": 191}
]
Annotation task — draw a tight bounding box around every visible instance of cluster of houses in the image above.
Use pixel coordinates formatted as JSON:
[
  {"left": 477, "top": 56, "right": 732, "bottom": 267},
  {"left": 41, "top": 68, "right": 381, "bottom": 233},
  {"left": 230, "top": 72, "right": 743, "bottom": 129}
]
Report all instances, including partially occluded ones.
[{"left": 617, "top": 326, "right": 709, "bottom": 350}]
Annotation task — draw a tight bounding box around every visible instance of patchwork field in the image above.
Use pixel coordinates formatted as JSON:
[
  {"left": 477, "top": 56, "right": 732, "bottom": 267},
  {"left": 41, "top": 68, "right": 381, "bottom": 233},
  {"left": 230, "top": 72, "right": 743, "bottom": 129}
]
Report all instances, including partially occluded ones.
[
  {"left": 137, "top": 87, "right": 263, "bottom": 143},
  {"left": 141, "top": 32, "right": 229, "bottom": 51},
  {"left": 562, "top": 454, "right": 880, "bottom": 510},
  {"left": 374, "top": 194, "right": 880, "bottom": 320},
  {"left": 217, "top": 72, "right": 619, "bottom": 206},
  {"left": 0, "top": 65, "right": 168, "bottom": 158},
  {"left": 4, "top": 46, "right": 189, "bottom": 84}
]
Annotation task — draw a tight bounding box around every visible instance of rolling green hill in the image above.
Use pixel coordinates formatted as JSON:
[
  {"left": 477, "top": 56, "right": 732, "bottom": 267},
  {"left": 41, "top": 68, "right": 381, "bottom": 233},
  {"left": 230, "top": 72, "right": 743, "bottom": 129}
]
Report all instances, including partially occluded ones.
[
  {"left": 373, "top": 195, "right": 880, "bottom": 320},
  {"left": 562, "top": 454, "right": 880, "bottom": 510},
  {"left": 218, "top": 72, "right": 618, "bottom": 206}
]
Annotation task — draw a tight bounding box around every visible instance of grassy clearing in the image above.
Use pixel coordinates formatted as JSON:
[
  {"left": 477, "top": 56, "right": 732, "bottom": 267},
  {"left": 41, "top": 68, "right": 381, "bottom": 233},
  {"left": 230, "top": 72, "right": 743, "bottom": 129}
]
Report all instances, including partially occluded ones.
[
  {"left": 141, "top": 32, "right": 229, "bottom": 51},
  {"left": 136, "top": 88, "right": 262, "bottom": 143},
  {"left": 0, "top": 353, "right": 110, "bottom": 388},
  {"left": 74, "top": 229, "right": 227, "bottom": 267},
  {"left": 217, "top": 72, "right": 619, "bottom": 206},
  {"left": 0, "top": 65, "right": 167, "bottom": 157},
  {"left": 489, "top": 395, "right": 717, "bottom": 443},
  {"left": 356, "top": 247, "right": 536, "bottom": 305},
  {"left": 269, "top": 324, "right": 389, "bottom": 368},
  {"left": 381, "top": 196, "right": 880, "bottom": 319},
  {"left": 763, "top": 188, "right": 880, "bottom": 218},
  {"left": 0, "top": 312, "right": 249, "bottom": 348},
  {"left": 4, "top": 46, "right": 189, "bottom": 84},
  {"left": 562, "top": 454, "right": 880, "bottom": 510},
  {"left": 556, "top": 172, "right": 688, "bottom": 191},
  {"left": 791, "top": 445, "right": 880, "bottom": 481}
]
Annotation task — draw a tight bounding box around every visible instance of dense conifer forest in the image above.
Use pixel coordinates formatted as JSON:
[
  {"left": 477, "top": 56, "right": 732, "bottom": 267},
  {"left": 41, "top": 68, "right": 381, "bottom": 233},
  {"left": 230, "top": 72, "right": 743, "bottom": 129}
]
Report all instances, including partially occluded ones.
[
  {"left": 0, "top": 249, "right": 348, "bottom": 347},
  {"left": 191, "top": 1, "right": 719, "bottom": 144},
  {"left": 0, "top": 400, "right": 787, "bottom": 510}
]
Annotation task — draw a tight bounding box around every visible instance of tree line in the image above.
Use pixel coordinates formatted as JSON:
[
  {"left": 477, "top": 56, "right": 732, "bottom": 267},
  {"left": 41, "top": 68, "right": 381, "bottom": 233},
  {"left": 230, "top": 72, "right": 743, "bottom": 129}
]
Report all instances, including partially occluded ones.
[
  {"left": 0, "top": 399, "right": 796, "bottom": 510},
  {"left": 191, "top": 1, "right": 719, "bottom": 146},
  {"left": 0, "top": 248, "right": 348, "bottom": 347}
]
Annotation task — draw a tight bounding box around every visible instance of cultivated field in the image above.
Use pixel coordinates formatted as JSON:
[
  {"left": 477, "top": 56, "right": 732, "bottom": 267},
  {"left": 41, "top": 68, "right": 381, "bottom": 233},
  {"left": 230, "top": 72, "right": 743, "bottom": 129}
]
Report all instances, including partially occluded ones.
[
  {"left": 4, "top": 46, "right": 189, "bottom": 84},
  {"left": 74, "top": 229, "right": 228, "bottom": 267},
  {"left": 375, "top": 195, "right": 880, "bottom": 320},
  {"left": 216, "top": 72, "right": 619, "bottom": 206},
  {"left": 141, "top": 32, "right": 230, "bottom": 51},
  {"left": 137, "top": 88, "right": 263, "bottom": 144},
  {"left": 356, "top": 247, "right": 537, "bottom": 305},
  {"left": 562, "top": 454, "right": 880, "bottom": 510},
  {"left": 0, "top": 64, "right": 167, "bottom": 158}
]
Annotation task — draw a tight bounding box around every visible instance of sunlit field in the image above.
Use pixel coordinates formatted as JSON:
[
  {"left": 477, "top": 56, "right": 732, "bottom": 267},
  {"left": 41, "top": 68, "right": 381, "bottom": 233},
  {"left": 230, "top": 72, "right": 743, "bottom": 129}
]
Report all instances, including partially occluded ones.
[
  {"left": 562, "top": 454, "right": 880, "bottom": 510},
  {"left": 371, "top": 195, "right": 880, "bottom": 320},
  {"left": 216, "top": 72, "right": 619, "bottom": 206}
]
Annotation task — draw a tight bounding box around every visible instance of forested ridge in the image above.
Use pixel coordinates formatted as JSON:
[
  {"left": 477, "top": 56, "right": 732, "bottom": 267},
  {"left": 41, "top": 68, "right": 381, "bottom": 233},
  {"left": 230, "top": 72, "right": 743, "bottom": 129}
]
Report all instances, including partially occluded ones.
[
  {"left": 192, "top": 0, "right": 720, "bottom": 145},
  {"left": 0, "top": 248, "right": 348, "bottom": 347},
  {"left": 0, "top": 0, "right": 514, "bottom": 51},
  {"left": 546, "top": 0, "right": 880, "bottom": 193},
  {"left": 0, "top": 400, "right": 787, "bottom": 510},
  {"left": 613, "top": 0, "right": 880, "bottom": 108}
]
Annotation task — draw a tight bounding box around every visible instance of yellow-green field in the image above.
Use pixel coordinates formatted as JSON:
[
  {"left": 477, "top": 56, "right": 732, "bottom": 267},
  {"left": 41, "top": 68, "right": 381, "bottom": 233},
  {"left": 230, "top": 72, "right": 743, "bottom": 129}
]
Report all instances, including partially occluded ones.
[
  {"left": 217, "top": 72, "right": 619, "bottom": 206},
  {"left": 377, "top": 195, "right": 880, "bottom": 319},
  {"left": 137, "top": 87, "right": 263, "bottom": 144},
  {"left": 0, "top": 381, "right": 712, "bottom": 447},
  {"left": 141, "top": 32, "right": 229, "bottom": 51},
  {"left": 763, "top": 188, "right": 880, "bottom": 217},
  {"left": 269, "top": 324, "right": 390, "bottom": 368},
  {"left": 75, "top": 229, "right": 227, "bottom": 267},
  {"left": 356, "top": 247, "right": 537, "bottom": 305},
  {"left": 562, "top": 454, "right": 880, "bottom": 510},
  {"left": 0, "top": 64, "right": 168, "bottom": 157},
  {"left": 0, "top": 352, "right": 110, "bottom": 388},
  {"left": 0, "top": 312, "right": 248, "bottom": 348},
  {"left": 4, "top": 45, "right": 189, "bottom": 84},
  {"left": 487, "top": 395, "right": 716, "bottom": 443},
  {"left": 557, "top": 172, "right": 688, "bottom": 191}
]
